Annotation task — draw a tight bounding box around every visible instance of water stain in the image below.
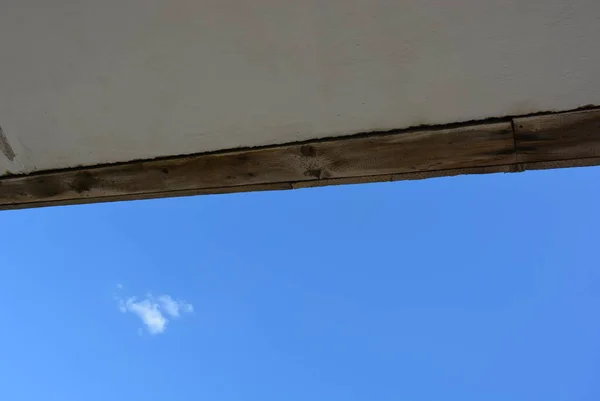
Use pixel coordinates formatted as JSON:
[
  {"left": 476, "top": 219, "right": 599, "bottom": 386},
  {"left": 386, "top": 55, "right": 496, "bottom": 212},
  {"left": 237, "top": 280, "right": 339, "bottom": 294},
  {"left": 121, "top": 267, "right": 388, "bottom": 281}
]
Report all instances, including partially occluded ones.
[{"left": 0, "top": 125, "right": 15, "bottom": 161}]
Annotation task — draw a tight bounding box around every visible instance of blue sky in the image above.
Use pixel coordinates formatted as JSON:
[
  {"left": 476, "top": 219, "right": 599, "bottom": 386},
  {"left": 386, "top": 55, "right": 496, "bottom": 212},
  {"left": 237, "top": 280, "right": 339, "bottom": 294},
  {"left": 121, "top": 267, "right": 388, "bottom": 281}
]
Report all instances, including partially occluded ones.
[{"left": 1, "top": 167, "right": 599, "bottom": 401}]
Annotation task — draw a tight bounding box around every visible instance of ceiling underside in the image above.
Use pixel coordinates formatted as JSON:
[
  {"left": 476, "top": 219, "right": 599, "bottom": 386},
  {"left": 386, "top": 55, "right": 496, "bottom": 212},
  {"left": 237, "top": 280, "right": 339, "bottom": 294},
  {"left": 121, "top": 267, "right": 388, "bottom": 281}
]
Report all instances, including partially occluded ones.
[{"left": 1, "top": 0, "right": 599, "bottom": 177}]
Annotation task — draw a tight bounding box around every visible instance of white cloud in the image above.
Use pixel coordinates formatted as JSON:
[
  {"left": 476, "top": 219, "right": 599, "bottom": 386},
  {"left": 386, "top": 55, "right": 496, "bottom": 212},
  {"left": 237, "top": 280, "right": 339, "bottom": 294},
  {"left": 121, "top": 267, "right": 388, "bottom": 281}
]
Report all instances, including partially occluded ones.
[
  {"left": 158, "top": 295, "right": 194, "bottom": 317},
  {"left": 116, "top": 283, "right": 123, "bottom": 289},
  {"left": 116, "top": 292, "right": 193, "bottom": 335}
]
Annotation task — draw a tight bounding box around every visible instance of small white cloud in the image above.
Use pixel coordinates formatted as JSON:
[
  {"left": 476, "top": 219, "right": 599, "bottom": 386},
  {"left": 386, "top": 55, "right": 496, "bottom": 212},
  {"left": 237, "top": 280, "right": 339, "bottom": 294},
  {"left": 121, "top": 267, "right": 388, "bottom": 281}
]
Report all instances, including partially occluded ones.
[
  {"left": 116, "top": 283, "right": 124, "bottom": 289},
  {"left": 158, "top": 295, "right": 194, "bottom": 317},
  {"left": 116, "top": 292, "right": 193, "bottom": 335}
]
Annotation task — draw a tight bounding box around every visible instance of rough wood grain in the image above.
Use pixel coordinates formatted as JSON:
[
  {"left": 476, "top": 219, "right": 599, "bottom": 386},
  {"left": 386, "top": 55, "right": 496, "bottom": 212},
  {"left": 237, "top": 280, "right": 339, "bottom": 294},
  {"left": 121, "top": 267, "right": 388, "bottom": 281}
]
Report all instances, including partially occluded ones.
[
  {"left": 0, "top": 183, "right": 293, "bottom": 211},
  {"left": 292, "top": 165, "right": 519, "bottom": 189},
  {"left": 514, "top": 109, "right": 600, "bottom": 163},
  {"left": 521, "top": 156, "right": 600, "bottom": 172},
  {"left": 0, "top": 122, "right": 514, "bottom": 209}
]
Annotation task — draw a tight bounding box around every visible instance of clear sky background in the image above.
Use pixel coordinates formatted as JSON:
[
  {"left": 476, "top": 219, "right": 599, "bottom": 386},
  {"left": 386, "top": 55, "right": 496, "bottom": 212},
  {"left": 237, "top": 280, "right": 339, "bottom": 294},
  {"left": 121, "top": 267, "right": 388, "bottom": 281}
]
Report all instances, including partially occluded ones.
[{"left": 1, "top": 167, "right": 599, "bottom": 401}]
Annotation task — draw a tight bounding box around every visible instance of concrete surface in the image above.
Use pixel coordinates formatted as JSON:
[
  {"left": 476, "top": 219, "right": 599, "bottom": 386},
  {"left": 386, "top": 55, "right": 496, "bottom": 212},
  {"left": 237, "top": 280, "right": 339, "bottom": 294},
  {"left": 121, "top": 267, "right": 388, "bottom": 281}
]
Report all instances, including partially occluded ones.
[{"left": 1, "top": 0, "right": 598, "bottom": 175}]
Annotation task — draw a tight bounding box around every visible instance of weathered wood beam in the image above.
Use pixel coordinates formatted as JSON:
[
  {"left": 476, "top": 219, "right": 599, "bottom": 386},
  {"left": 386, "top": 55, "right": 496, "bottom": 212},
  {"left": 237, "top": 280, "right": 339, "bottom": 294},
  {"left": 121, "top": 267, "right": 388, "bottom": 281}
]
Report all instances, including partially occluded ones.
[
  {"left": 1, "top": 108, "right": 599, "bottom": 210},
  {"left": 514, "top": 109, "right": 600, "bottom": 163}
]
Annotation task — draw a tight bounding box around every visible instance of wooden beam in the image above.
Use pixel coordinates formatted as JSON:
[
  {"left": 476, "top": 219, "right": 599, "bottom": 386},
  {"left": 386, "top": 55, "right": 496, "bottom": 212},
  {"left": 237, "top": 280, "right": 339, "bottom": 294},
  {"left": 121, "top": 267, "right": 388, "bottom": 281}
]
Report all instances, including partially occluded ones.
[
  {"left": 514, "top": 109, "right": 600, "bottom": 163},
  {"left": 1, "top": 108, "right": 599, "bottom": 210}
]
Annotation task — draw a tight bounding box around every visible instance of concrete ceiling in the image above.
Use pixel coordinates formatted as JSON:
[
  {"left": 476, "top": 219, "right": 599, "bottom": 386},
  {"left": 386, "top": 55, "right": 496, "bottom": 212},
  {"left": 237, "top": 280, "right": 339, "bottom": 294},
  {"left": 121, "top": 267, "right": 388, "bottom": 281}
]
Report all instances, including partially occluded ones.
[{"left": 1, "top": 0, "right": 599, "bottom": 176}]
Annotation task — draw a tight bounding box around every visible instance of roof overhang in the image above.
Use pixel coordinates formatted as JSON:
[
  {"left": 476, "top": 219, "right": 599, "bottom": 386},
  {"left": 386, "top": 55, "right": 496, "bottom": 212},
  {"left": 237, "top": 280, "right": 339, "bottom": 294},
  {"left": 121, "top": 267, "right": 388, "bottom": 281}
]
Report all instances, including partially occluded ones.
[{"left": 1, "top": 1, "right": 599, "bottom": 209}]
